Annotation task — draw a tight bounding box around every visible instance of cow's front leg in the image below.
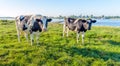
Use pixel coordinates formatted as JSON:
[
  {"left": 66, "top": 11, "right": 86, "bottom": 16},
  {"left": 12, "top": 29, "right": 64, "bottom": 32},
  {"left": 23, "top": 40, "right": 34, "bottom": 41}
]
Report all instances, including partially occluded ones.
[
  {"left": 15, "top": 23, "right": 20, "bottom": 42},
  {"left": 66, "top": 27, "right": 69, "bottom": 37},
  {"left": 76, "top": 32, "right": 80, "bottom": 43},
  {"left": 30, "top": 33, "right": 34, "bottom": 45},
  {"left": 24, "top": 30, "right": 28, "bottom": 42},
  {"left": 36, "top": 31, "right": 40, "bottom": 45},
  {"left": 63, "top": 24, "right": 65, "bottom": 37},
  {"left": 16, "top": 29, "right": 20, "bottom": 42}
]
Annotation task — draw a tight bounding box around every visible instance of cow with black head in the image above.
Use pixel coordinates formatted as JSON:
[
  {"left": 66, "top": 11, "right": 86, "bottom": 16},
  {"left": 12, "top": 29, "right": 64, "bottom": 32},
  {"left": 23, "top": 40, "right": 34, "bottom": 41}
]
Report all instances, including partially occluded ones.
[{"left": 63, "top": 17, "right": 96, "bottom": 44}]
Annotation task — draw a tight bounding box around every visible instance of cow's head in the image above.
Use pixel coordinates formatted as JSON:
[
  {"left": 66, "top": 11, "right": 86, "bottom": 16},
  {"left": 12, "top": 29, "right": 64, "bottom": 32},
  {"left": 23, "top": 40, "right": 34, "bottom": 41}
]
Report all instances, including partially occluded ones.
[
  {"left": 29, "top": 15, "right": 52, "bottom": 32},
  {"left": 41, "top": 16, "right": 52, "bottom": 31},
  {"left": 87, "top": 19, "right": 96, "bottom": 30}
]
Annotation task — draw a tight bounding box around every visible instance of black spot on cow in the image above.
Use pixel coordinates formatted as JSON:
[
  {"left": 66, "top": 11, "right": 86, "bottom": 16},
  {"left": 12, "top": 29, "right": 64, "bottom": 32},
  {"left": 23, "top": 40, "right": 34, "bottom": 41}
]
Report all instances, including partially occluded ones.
[
  {"left": 23, "top": 25, "right": 27, "bottom": 30},
  {"left": 82, "top": 20, "right": 87, "bottom": 23},
  {"left": 36, "top": 19, "right": 42, "bottom": 22},
  {"left": 80, "top": 24, "right": 87, "bottom": 32},
  {"left": 31, "top": 21, "right": 42, "bottom": 32},
  {"left": 19, "top": 16, "right": 25, "bottom": 21},
  {"left": 68, "top": 18, "right": 75, "bottom": 23}
]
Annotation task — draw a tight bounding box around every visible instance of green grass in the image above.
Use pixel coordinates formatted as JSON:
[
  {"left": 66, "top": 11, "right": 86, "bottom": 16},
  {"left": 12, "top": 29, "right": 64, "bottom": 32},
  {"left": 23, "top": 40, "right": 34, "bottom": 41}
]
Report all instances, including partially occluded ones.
[{"left": 0, "top": 20, "right": 120, "bottom": 66}]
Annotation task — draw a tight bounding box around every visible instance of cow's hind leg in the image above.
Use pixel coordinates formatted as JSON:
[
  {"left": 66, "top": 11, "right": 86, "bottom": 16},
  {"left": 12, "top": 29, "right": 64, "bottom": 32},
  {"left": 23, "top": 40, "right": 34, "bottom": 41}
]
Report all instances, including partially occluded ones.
[
  {"left": 76, "top": 32, "right": 80, "bottom": 43},
  {"left": 82, "top": 31, "right": 85, "bottom": 44},
  {"left": 17, "top": 29, "right": 20, "bottom": 42}
]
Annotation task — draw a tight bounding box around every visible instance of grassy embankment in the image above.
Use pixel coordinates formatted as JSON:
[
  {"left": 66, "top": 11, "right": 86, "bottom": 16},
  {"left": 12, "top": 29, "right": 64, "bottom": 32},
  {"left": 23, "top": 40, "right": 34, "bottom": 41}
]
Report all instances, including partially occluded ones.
[{"left": 0, "top": 20, "right": 120, "bottom": 66}]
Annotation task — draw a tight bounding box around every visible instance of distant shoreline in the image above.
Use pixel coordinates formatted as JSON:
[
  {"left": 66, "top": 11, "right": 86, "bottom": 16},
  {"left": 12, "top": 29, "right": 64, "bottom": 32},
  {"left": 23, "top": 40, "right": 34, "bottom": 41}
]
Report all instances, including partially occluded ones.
[
  {"left": 0, "top": 17, "right": 15, "bottom": 20},
  {"left": 1, "top": 17, "right": 120, "bottom": 20}
]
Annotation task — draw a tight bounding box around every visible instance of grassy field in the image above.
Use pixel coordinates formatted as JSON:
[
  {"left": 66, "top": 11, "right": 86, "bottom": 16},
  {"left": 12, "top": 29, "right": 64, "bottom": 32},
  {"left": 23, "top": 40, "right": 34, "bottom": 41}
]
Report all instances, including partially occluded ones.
[{"left": 0, "top": 20, "right": 120, "bottom": 66}]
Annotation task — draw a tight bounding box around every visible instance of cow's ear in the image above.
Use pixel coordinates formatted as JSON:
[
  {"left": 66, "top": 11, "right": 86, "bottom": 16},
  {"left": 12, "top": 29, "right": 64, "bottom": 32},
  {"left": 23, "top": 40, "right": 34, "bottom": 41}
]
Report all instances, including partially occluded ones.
[
  {"left": 19, "top": 16, "right": 25, "bottom": 21},
  {"left": 91, "top": 20, "right": 96, "bottom": 23},
  {"left": 47, "top": 19, "right": 52, "bottom": 22}
]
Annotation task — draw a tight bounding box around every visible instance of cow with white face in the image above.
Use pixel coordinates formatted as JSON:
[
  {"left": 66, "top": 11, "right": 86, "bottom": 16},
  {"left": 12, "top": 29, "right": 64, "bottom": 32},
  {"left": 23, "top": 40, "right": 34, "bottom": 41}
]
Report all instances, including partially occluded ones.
[
  {"left": 15, "top": 15, "right": 52, "bottom": 45},
  {"left": 28, "top": 15, "right": 52, "bottom": 45}
]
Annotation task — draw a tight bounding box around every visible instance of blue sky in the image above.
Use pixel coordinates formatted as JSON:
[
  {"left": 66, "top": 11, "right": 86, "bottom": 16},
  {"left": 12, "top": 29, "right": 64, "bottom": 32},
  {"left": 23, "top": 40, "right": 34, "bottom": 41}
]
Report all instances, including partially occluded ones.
[{"left": 0, "top": 0, "right": 120, "bottom": 17}]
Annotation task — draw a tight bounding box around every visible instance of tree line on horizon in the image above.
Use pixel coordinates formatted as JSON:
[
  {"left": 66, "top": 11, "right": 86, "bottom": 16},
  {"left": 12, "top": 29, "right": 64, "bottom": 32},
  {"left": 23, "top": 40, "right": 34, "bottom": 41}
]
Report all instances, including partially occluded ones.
[
  {"left": 1, "top": 15, "right": 120, "bottom": 20},
  {"left": 51, "top": 15, "right": 120, "bottom": 19}
]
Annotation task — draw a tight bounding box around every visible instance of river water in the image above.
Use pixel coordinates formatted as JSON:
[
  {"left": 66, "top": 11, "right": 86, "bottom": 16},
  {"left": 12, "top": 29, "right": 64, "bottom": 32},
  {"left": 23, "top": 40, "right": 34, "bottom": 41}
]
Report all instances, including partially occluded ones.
[
  {"left": 1, "top": 18, "right": 120, "bottom": 27},
  {"left": 52, "top": 19, "right": 120, "bottom": 27}
]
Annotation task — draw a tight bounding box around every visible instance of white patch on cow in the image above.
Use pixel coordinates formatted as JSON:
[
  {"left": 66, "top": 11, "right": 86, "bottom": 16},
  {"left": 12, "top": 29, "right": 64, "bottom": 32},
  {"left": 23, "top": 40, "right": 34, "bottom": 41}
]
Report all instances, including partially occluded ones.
[
  {"left": 28, "top": 16, "right": 35, "bottom": 28},
  {"left": 74, "top": 18, "right": 80, "bottom": 23}
]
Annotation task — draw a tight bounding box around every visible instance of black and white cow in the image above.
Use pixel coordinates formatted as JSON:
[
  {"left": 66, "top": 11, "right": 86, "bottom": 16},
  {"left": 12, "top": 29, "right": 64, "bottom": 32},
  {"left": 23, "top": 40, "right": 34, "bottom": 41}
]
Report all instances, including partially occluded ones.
[
  {"left": 15, "top": 15, "right": 52, "bottom": 45},
  {"left": 15, "top": 15, "right": 31, "bottom": 42},
  {"left": 63, "top": 17, "right": 96, "bottom": 44}
]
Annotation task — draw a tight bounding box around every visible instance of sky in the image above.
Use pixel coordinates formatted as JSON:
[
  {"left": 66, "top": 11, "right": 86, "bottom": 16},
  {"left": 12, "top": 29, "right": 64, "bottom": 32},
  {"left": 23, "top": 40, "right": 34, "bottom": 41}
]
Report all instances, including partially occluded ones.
[{"left": 0, "top": 0, "right": 120, "bottom": 17}]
